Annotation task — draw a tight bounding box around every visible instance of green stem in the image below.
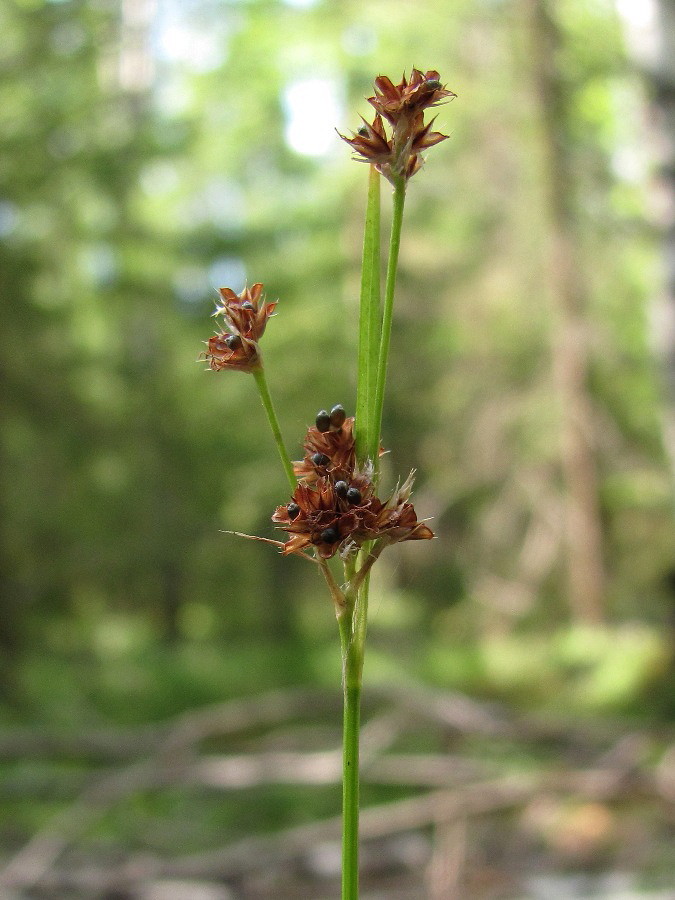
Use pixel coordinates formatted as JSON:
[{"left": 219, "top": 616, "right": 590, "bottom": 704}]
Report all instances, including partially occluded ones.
[
  {"left": 340, "top": 566, "right": 369, "bottom": 900},
  {"left": 252, "top": 366, "right": 296, "bottom": 494},
  {"left": 355, "top": 166, "right": 382, "bottom": 467},
  {"left": 371, "top": 176, "right": 407, "bottom": 473},
  {"left": 341, "top": 676, "right": 361, "bottom": 900}
]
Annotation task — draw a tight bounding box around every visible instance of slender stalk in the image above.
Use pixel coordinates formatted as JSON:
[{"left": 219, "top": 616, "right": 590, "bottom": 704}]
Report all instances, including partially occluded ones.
[
  {"left": 340, "top": 179, "right": 407, "bottom": 898},
  {"left": 371, "top": 176, "right": 407, "bottom": 471},
  {"left": 319, "top": 558, "right": 347, "bottom": 616},
  {"left": 341, "top": 171, "right": 406, "bottom": 900},
  {"left": 355, "top": 166, "right": 382, "bottom": 467},
  {"left": 252, "top": 366, "right": 296, "bottom": 493},
  {"left": 341, "top": 665, "right": 362, "bottom": 900},
  {"left": 345, "top": 173, "right": 384, "bottom": 898},
  {"left": 339, "top": 554, "right": 357, "bottom": 647},
  {"left": 351, "top": 573, "right": 370, "bottom": 676},
  {"left": 339, "top": 561, "right": 368, "bottom": 900}
]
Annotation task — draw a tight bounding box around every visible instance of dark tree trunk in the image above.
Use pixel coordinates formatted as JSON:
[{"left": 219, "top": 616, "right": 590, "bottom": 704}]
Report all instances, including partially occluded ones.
[
  {"left": 528, "top": 0, "right": 606, "bottom": 623},
  {"left": 652, "top": 0, "right": 675, "bottom": 481}
]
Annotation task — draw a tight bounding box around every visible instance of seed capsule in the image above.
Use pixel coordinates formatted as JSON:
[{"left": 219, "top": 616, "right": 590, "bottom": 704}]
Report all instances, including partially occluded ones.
[
  {"left": 225, "top": 334, "right": 242, "bottom": 349},
  {"left": 346, "top": 487, "right": 362, "bottom": 504},
  {"left": 320, "top": 526, "right": 339, "bottom": 544},
  {"left": 329, "top": 404, "right": 346, "bottom": 429},
  {"left": 315, "top": 409, "right": 330, "bottom": 433},
  {"left": 311, "top": 452, "right": 330, "bottom": 467},
  {"left": 334, "top": 480, "right": 349, "bottom": 499},
  {"left": 287, "top": 502, "right": 300, "bottom": 519}
]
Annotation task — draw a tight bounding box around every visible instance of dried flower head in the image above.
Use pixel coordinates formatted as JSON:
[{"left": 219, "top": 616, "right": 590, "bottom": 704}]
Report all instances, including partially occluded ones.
[
  {"left": 273, "top": 477, "right": 369, "bottom": 559},
  {"left": 341, "top": 115, "right": 394, "bottom": 170},
  {"left": 274, "top": 409, "right": 433, "bottom": 559},
  {"left": 339, "top": 68, "right": 455, "bottom": 185},
  {"left": 368, "top": 69, "right": 456, "bottom": 124},
  {"left": 367, "top": 472, "right": 435, "bottom": 544},
  {"left": 294, "top": 413, "right": 357, "bottom": 484},
  {"left": 273, "top": 471, "right": 433, "bottom": 559},
  {"left": 293, "top": 407, "right": 385, "bottom": 485},
  {"left": 202, "top": 283, "right": 276, "bottom": 373}
]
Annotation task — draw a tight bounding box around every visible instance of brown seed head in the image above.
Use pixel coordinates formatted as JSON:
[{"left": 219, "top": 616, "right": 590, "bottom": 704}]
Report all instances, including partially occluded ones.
[
  {"left": 201, "top": 283, "right": 276, "bottom": 374},
  {"left": 366, "top": 473, "right": 435, "bottom": 544},
  {"left": 293, "top": 415, "right": 357, "bottom": 484},
  {"left": 272, "top": 480, "right": 349, "bottom": 559},
  {"left": 273, "top": 470, "right": 433, "bottom": 559},
  {"left": 339, "top": 114, "right": 393, "bottom": 169},
  {"left": 339, "top": 68, "right": 455, "bottom": 185},
  {"left": 368, "top": 69, "right": 456, "bottom": 124}
]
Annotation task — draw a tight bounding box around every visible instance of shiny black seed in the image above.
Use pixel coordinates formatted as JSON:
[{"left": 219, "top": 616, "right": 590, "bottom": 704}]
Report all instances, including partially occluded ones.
[
  {"left": 425, "top": 78, "right": 441, "bottom": 91},
  {"left": 329, "top": 404, "right": 346, "bottom": 428},
  {"left": 334, "top": 480, "right": 349, "bottom": 499},
  {"left": 315, "top": 409, "right": 330, "bottom": 432},
  {"left": 346, "top": 487, "right": 362, "bottom": 504},
  {"left": 225, "top": 334, "right": 242, "bottom": 349},
  {"left": 357, "top": 125, "right": 369, "bottom": 137},
  {"left": 287, "top": 502, "right": 300, "bottom": 519},
  {"left": 320, "top": 527, "right": 339, "bottom": 544},
  {"left": 241, "top": 301, "right": 254, "bottom": 310},
  {"left": 311, "top": 452, "right": 330, "bottom": 467}
]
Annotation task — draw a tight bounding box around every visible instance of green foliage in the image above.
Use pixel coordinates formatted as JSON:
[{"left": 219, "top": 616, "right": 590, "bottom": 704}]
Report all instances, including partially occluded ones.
[
  {"left": 426, "top": 623, "right": 669, "bottom": 715},
  {"left": 0, "top": 0, "right": 673, "bottom": 879}
]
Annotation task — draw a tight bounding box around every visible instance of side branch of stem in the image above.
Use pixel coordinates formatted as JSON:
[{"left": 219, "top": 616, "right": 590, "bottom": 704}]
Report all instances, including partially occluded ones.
[{"left": 252, "top": 366, "right": 297, "bottom": 493}]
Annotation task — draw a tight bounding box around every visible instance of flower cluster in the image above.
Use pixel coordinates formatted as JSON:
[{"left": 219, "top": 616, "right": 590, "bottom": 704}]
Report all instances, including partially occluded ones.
[
  {"left": 272, "top": 406, "right": 434, "bottom": 559},
  {"left": 202, "top": 283, "right": 276, "bottom": 373},
  {"left": 292, "top": 404, "right": 355, "bottom": 485},
  {"left": 339, "top": 69, "right": 456, "bottom": 184}
]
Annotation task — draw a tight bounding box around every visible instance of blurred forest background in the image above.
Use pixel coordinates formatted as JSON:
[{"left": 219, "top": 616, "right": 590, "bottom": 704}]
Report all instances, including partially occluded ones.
[{"left": 1, "top": 0, "right": 675, "bottom": 897}]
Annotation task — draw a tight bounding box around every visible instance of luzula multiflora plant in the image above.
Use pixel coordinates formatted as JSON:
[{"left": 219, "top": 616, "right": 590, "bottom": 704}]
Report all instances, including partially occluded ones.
[{"left": 202, "top": 69, "right": 454, "bottom": 900}]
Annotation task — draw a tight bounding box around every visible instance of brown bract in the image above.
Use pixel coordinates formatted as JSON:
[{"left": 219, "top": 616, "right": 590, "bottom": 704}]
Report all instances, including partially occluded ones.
[
  {"left": 368, "top": 69, "right": 456, "bottom": 123},
  {"left": 273, "top": 477, "right": 371, "bottom": 559},
  {"left": 202, "top": 283, "right": 276, "bottom": 374},
  {"left": 273, "top": 474, "right": 433, "bottom": 559},
  {"left": 339, "top": 68, "right": 455, "bottom": 185},
  {"left": 340, "top": 115, "right": 393, "bottom": 169},
  {"left": 293, "top": 416, "right": 357, "bottom": 484},
  {"left": 369, "top": 474, "right": 435, "bottom": 544}
]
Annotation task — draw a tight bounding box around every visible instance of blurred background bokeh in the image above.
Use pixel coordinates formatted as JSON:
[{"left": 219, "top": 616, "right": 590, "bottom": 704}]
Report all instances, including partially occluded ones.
[{"left": 1, "top": 0, "right": 675, "bottom": 897}]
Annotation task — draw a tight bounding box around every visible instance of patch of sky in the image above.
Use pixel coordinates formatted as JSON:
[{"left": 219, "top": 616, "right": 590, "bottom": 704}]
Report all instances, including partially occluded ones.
[
  {"left": 341, "top": 24, "right": 377, "bottom": 57},
  {"left": 152, "top": 0, "right": 230, "bottom": 74},
  {"left": 208, "top": 256, "right": 246, "bottom": 294},
  {"left": 615, "top": 0, "right": 658, "bottom": 60},
  {"left": 154, "top": 76, "right": 194, "bottom": 117},
  {"left": 78, "top": 243, "right": 118, "bottom": 287},
  {"left": 0, "top": 201, "right": 18, "bottom": 239},
  {"left": 182, "top": 177, "right": 246, "bottom": 232},
  {"left": 139, "top": 160, "right": 181, "bottom": 196},
  {"left": 282, "top": 77, "right": 344, "bottom": 157},
  {"left": 173, "top": 265, "right": 212, "bottom": 308}
]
